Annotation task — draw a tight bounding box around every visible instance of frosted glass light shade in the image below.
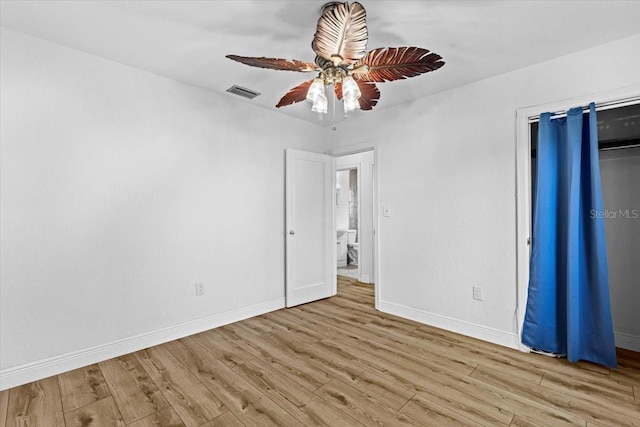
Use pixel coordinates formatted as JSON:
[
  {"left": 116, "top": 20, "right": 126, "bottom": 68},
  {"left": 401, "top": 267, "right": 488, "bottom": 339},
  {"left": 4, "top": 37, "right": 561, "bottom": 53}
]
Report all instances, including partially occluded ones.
[
  {"left": 342, "top": 76, "right": 361, "bottom": 99},
  {"left": 343, "top": 94, "right": 360, "bottom": 113},
  {"left": 312, "top": 95, "right": 328, "bottom": 114},
  {"left": 306, "top": 78, "right": 327, "bottom": 104}
]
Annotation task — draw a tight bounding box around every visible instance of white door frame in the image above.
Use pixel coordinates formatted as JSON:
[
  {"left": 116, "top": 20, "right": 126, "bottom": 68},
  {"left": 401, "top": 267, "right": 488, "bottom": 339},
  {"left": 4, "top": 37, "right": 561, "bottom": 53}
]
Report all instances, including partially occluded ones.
[
  {"left": 515, "top": 84, "right": 640, "bottom": 352},
  {"left": 330, "top": 144, "right": 380, "bottom": 310}
]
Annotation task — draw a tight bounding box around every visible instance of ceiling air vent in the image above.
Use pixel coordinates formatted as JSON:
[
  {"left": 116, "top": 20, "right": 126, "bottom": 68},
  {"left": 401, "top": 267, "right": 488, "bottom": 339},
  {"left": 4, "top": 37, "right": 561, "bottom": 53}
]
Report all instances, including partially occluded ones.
[{"left": 226, "top": 85, "right": 260, "bottom": 100}]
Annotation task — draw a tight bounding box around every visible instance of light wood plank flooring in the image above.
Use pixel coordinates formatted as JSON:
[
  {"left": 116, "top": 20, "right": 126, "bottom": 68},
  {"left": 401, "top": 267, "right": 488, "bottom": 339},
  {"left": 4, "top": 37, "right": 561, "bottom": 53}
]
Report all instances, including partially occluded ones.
[{"left": 2, "top": 277, "right": 639, "bottom": 426}]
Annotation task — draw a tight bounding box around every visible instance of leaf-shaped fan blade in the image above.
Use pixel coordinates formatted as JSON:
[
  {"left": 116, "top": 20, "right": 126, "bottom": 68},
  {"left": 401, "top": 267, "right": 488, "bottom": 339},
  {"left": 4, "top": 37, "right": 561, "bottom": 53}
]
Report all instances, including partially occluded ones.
[
  {"left": 335, "top": 82, "right": 343, "bottom": 100},
  {"left": 312, "top": 2, "right": 367, "bottom": 65},
  {"left": 226, "top": 55, "right": 319, "bottom": 72},
  {"left": 353, "top": 47, "right": 444, "bottom": 82},
  {"left": 356, "top": 81, "right": 380, "bottom": 110},
  {"left": 276, "top": 80, "right": 314, "bottom": 108}
]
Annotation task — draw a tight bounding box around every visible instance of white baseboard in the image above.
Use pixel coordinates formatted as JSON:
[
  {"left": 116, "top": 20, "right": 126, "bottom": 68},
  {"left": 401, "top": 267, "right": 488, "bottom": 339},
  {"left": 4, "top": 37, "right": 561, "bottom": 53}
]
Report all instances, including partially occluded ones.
[
  {"left": 0, "top": 297, "right": 284, "bottom": 391},
  {"left": 378, "top": 300, "right": 519, "bottom": 350},
  {"left": 360, "top": 274, "right": 371, "bottom": 284},
  {"left": 615, "top": 331, "right": 640, "bottom": 352}
]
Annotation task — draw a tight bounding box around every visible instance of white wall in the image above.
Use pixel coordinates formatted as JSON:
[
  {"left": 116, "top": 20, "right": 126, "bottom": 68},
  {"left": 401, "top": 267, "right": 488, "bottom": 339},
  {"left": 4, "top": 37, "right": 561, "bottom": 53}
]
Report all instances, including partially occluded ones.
[
  {"left": 326, "top": 34, "right": 640, "bottom": 348},
  {"left": 600, "top": 147, "right": 640, "bottom": 351},
  {"left": 0, "top": 28, "right": 325, "bottom": 389}
]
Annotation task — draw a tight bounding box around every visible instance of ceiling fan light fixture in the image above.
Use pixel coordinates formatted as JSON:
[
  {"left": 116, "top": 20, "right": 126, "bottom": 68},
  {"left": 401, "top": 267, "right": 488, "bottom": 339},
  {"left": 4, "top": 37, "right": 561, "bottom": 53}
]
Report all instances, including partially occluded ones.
[
  {"left": 311, "top": 96, "right": 328, "bottom": 114},
  {"left": 306, "top": 77, "right": 327, "bottom": 104},
  {"left": 343, "top": 94, "right": 360, "bottom": 113},
  {"left": 342, "top": 76, "right": 361, "bottom": 99}
]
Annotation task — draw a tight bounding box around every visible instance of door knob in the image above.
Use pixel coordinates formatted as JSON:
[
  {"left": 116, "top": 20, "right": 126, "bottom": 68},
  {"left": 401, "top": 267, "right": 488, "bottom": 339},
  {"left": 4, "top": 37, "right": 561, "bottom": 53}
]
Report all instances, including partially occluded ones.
[{"left": 289, "top": 230, "right": 295, "bottom": 235}]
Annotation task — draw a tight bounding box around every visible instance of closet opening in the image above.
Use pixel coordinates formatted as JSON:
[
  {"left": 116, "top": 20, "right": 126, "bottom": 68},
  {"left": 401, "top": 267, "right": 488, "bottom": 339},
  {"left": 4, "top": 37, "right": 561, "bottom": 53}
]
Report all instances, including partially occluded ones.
[{"left": 529, "top": 103, "right": 640, "bottom": 353}]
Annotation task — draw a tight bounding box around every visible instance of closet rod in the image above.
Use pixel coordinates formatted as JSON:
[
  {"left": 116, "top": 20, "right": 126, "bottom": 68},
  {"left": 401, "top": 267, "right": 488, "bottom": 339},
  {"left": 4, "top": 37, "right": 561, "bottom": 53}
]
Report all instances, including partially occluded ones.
[
  {"left": 531, "top": 139, "right": 640, "bottom": 155},
  {"left": 527, "top": 97, "right": 640, "bottom": 124},
  {"left": 530, "top": 142, "right": 640, "bottom": 159},
  {"left": 599, "top": 142, "right": 640, "bottom": 151}
]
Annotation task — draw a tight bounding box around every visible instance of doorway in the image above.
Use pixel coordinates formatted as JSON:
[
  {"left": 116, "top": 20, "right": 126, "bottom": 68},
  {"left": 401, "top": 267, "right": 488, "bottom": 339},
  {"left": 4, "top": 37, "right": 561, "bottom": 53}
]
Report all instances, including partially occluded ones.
[
  {"left": 529, "top": 103, "right": 640, "bottom": 352},
  {"left": 284, "top": 147, "right": 379, "bottom": 310},
  {"left": 336, "top": 168, "right": 359, "bottom": 279},
  {"left": 516, "top": 87, "right": 640, "bottom": 352},
  {"left": 334, "top": 150, "right": 375, "bottom": 291}
]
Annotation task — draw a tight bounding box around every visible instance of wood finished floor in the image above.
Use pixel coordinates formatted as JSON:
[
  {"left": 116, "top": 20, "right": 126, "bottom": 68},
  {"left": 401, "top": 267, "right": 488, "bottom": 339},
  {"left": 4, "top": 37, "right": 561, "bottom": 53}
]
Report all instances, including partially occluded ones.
[{"left": 2, "top": 277, "right": 639, "bottom": 426}]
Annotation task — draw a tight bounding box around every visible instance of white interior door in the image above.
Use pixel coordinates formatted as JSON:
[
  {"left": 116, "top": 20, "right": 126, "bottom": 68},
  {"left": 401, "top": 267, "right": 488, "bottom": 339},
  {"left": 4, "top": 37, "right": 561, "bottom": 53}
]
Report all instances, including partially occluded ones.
[{"left": 285, "top": 149, "right": 336, "bottom": 307}]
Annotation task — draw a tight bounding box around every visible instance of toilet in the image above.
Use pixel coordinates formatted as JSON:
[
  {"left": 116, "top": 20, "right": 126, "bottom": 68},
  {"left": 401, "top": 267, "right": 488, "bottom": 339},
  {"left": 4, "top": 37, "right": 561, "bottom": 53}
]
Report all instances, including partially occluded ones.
[
  {"left": 347, "top": 229, "right": 358, "bottom": 265},
  {"left": 336, "top": 230, "right": 348, "bottom": 267}
]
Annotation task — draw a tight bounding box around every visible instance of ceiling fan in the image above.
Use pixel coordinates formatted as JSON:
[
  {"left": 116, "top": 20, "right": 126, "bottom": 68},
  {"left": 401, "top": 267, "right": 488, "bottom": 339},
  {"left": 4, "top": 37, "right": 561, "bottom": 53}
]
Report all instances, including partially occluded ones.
[{"left": 226, "top": 1, "right": 445, "bottom": 115}]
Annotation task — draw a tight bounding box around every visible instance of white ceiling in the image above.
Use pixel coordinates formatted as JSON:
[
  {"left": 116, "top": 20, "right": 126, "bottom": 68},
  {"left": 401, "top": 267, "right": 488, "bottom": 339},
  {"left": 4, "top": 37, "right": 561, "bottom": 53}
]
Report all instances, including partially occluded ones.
[{"left": 2, "top": 0, "right": 639, "bottom": 126}]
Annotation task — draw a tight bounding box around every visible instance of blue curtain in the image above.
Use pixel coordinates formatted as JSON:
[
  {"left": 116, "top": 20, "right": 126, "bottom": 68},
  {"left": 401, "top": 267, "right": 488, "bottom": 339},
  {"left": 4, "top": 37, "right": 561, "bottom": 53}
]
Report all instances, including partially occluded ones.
[{"left": 522, "top": 102, "right": 617, "bottom": 367}]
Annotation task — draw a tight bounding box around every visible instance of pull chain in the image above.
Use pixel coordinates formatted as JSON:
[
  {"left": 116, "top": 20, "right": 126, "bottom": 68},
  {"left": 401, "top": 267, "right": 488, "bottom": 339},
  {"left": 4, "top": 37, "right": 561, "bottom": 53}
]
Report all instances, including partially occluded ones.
[{"left": 332, "top": 89, "right": 337, "bottom": 131}]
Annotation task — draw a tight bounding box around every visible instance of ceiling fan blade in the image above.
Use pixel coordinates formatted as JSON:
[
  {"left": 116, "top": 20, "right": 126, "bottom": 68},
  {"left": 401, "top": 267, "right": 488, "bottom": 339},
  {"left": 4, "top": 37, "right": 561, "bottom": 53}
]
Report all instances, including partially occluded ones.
[
  {"left": 226, "top": 55, "right": 319, "bottom": 72},
  {"left": 276, "top": 80, "right": 314, "bottom": 108},
  {"left": 353, "top": 47, "right": 444, "bottom": 82},
  {"left": 356, "top": 81, "right": 380, "bottom": 110},
  {"left": 312, "top": 2, "right": 367, "bottom": 66}
]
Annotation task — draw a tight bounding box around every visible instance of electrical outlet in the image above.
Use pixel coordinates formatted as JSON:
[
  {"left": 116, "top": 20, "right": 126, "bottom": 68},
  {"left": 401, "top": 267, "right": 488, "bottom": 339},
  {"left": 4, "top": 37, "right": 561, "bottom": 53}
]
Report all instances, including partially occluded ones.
[
  {"left": 196, "top": 282, "right": 205, "bottom": 296},
  {"left": 473, "top": 286, "right": 483, "bottom": 301}
]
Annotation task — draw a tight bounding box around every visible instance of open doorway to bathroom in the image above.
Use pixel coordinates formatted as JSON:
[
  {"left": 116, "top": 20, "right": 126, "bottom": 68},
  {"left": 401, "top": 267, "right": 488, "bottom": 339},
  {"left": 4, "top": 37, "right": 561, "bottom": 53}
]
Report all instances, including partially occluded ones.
[
  {"left": 335, "top": 150, "right": 375, "bottom": 289},
  {"left": 336, "top": 168, "right": 359, "bottom": 280}
]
